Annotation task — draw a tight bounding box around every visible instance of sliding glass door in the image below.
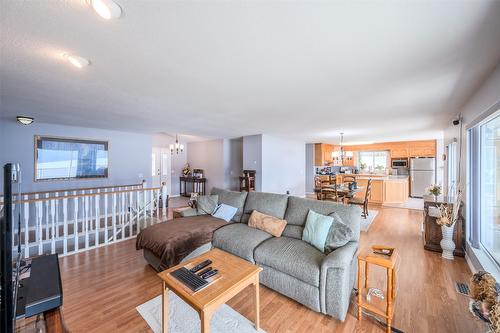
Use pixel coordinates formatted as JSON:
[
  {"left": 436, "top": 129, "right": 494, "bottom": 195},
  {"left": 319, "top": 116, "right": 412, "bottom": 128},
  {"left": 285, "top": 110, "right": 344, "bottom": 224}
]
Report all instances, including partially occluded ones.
[{"left": 479, "top": 113, "right": 500, "bottom": 265}]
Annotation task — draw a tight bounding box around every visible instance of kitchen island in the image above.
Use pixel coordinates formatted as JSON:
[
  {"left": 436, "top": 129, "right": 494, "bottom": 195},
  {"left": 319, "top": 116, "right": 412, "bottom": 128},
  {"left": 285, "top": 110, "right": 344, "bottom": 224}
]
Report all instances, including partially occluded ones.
[{"left": 336, "top": 174, "right": 409, "bottom": 204}]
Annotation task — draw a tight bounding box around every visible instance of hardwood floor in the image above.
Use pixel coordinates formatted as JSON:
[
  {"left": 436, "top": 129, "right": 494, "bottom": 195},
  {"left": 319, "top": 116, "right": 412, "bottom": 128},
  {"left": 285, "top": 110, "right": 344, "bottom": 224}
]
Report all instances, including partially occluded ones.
[{"left": 57, "top": 205, "right": 484, "bottom": 333}]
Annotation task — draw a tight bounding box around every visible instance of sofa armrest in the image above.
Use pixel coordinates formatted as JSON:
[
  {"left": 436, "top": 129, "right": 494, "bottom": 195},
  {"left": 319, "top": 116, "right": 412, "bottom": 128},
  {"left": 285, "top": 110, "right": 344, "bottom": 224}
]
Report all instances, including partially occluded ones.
[
  {"left": 319, "top": 241, "right": 359, "bottom": 321},
  {"left": 321, "top": 241, "right": 358, "bottom": 270}
]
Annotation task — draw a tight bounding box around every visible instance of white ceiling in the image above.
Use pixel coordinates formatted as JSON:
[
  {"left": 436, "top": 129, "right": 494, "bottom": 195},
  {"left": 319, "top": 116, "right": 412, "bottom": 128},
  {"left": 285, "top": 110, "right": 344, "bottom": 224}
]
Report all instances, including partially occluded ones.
[{"left": 1, "top": 0, "right": 499, "bottom": 144}]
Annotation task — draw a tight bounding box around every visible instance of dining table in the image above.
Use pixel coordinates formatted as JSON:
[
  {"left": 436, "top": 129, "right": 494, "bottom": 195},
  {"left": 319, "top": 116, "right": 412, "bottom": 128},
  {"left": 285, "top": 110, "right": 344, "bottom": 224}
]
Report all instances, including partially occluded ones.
[{"left": 322, "top": 184, "right": 364, "bottom": 203}]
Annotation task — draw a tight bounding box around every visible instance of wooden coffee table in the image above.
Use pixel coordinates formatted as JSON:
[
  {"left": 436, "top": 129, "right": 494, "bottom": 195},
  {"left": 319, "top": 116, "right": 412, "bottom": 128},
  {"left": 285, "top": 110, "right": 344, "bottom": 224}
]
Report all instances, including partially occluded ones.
[{"left": 157, "top": 248, "right": 262, "bottom": 333}]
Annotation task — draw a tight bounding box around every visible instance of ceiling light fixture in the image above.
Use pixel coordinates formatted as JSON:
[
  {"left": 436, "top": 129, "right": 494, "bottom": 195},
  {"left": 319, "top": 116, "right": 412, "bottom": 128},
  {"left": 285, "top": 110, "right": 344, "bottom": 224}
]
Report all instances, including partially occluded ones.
[
  {"left": 16, "top": 116, "right": 34, "bottom": 125},
  {"left": 90, "top": 0, "right": 122, "bottom": 20},
  {"left": 332, "top": 132, "right": 354, "bottom": 164},
  {"left": 169, "top": 134, "right": 184, "bottom": 155},
  {"left": 63, "top": 54, "right": 90, "bottom": 68}
]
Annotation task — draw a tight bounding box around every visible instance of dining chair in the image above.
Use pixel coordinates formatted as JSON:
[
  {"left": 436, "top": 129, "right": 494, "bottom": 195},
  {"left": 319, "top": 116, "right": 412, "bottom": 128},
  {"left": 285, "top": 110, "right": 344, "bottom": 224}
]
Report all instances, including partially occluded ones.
[
  {"left": 314, "top": 176, "right": 336, "bottom": 201},
  {"left": 348, "top": 179, "right": 372, "bottom": 218},
  {"left": 343, "top": 175, "right": 356, "bottom": 184},
  {"left": 323, "top": 178, "right": 343, "bottom": 203}
]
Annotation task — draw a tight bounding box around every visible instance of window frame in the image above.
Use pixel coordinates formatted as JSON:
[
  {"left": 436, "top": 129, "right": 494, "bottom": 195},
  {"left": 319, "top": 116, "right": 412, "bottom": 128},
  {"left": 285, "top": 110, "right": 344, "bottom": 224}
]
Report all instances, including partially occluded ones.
[
  {"left": 467, "top": 107, "right": 500, "bottom": 275},
  {"left": 357, "top": 150, "right": 390, "bottom": 171}
]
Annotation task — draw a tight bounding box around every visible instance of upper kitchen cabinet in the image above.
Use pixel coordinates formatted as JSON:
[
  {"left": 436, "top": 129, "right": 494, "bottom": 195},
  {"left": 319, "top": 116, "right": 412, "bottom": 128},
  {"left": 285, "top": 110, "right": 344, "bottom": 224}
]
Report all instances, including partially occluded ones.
[
  {"left": 314, "top": 143, "right": 334, "bottom": 165},
  {"left": 315, "top": 140, "right": 436, "bottom": 165},
  {"left": 390, "top": 147, "right": 409, "bottom": 158},
  {"left": 315, "top": 143, "right": 355, "bottom": 166},
  {"left": 408, "top": 141, "right": 436, "bottom": 157}
]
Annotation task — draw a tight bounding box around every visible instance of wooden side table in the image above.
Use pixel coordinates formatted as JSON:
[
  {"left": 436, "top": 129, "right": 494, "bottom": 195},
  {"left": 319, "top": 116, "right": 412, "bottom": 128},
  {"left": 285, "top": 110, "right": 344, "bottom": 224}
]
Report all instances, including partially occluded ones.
[
  {"left": 423, "top": 195, "right": 464, "bottom": 256},
  {"left": 357, "top": 245, "right": 398, "bottom": 333}
]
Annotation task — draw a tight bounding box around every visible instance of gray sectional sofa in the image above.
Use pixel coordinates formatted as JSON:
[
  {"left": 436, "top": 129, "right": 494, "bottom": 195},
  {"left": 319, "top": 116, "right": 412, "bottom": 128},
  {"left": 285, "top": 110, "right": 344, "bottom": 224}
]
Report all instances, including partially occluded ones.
[{"left": 187, "top": 188, "right": 362, "bottom": 321}]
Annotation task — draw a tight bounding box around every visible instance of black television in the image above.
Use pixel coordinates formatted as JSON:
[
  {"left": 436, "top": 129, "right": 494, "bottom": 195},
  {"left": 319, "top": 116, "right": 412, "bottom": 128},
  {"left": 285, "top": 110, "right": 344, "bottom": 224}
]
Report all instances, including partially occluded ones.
[{"left": 1, "top": 163, "right": 22, "bottom": 333}]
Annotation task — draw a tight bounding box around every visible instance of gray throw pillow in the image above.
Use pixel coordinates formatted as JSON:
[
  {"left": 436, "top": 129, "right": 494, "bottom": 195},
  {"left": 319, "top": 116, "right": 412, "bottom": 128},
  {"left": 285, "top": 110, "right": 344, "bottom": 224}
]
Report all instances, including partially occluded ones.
[
  {"left": 197, "top": 195, "right": 219, "bottom": 215},
  {"left": 324, "top": 212, "right": 353, "bottom": 254}
]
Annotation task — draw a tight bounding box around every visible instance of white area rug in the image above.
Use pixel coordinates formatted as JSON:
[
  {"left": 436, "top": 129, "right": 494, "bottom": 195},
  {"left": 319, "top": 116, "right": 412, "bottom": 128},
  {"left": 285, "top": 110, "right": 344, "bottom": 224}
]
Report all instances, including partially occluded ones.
[
  {"left": 136, "top": 292, "right": 265, "bottom": 333},
  {"left": 361, "top": 210, "right": 378, "bottom": 231},
  {"left": 382, "top": 197, "right": 424, "bottom": 211}
]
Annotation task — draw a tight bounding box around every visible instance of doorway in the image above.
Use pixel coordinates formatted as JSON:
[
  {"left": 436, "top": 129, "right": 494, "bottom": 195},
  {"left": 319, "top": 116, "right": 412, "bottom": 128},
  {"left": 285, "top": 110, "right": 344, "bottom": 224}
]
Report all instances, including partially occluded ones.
[{"left": 152, "top": 147, "right": 172, "bottom": 195}]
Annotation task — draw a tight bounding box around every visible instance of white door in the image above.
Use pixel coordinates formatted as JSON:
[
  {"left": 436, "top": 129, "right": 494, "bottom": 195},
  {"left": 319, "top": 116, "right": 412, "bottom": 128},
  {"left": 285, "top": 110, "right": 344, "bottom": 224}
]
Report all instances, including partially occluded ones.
[{"left": 152, "top": 148, "right": 171, "bottom": 195}]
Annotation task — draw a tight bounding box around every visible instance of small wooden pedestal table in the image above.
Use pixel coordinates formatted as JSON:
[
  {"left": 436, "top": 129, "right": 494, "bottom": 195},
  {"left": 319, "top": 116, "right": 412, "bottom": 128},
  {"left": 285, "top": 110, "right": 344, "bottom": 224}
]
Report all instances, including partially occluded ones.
[
  {"left": 157, "top": 248, "right": 262, "bottom": 333},
  {"left": 357, "top": 245, "right": 398, "bottom": 333}
]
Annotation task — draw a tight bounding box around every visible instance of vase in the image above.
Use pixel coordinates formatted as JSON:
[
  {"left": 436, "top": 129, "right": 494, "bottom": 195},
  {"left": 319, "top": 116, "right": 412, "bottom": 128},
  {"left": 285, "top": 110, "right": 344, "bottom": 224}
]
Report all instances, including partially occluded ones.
[{"left": 440, "top": 225, "right": 455, "bottom": 260}]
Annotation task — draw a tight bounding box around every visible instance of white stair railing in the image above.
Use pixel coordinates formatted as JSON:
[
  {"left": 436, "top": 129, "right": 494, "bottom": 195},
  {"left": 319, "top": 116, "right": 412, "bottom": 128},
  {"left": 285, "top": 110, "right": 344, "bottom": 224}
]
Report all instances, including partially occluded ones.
[{"left": 0, "top": 184, "right": 168, "bottom": 258}]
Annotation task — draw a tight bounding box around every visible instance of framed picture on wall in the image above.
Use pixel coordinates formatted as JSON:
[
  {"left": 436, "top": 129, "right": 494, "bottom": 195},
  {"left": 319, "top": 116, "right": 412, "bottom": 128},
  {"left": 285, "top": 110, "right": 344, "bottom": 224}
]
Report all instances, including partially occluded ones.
[{"left": 34, "top": 136, "right": 109, "bottom": 181}]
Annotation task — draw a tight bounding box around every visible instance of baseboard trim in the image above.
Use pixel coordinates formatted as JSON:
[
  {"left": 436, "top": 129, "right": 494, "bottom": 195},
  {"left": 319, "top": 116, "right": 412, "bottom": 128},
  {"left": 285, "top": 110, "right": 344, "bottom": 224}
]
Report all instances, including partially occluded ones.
[{"left": 465, "top": 252, "right": 477, "bottom": 275}]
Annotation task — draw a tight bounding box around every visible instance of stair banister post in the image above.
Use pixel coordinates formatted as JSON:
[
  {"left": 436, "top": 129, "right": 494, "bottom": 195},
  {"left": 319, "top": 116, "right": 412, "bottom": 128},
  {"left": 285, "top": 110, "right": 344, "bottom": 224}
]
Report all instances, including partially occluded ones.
[{"left": 162, "top": 183, "right": 168, "bottom": 217}]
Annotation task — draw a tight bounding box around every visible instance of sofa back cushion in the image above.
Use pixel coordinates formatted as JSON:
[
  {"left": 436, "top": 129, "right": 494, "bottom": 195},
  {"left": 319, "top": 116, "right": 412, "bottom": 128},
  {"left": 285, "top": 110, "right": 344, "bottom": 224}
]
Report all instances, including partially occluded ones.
[
  {"left": 240, "top": 191, "right": 289, "bottom": 223},
  {"left": 210, "top": 188, "right": 248, "bottom": 222},
  {"left": 283, "top": 196, "right": 361, "bottom": 241}
]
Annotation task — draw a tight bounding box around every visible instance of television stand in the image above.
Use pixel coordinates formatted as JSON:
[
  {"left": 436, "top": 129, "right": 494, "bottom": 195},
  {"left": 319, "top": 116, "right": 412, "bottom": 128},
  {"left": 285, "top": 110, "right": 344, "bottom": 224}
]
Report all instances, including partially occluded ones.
[{"left": 16, "top": 254, "right": 68, "bottom": 333}]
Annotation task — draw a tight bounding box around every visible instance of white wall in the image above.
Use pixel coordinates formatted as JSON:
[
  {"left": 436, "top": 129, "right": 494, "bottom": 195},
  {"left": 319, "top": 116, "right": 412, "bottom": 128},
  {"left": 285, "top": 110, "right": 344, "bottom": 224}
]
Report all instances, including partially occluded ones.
[
  {"left": 444, "top": 64, "right": 500, "bottom": 188},
  {"left": 436, "top": 137, "right": 445, "bottom": 187},
  {"left": 442, "top": 63, "right": 500, "bottom": 272},
  {"left": 0, "top": 119, "right": 152, "bottom": 192},
  {"left": 261, "top": 135, "right": 306, "bottom": 197},
  {"left": 305, "top": 143, "right": 315, "bottom": 194},
  {"left": 187, "top": 138, "right": 244, "bottom": 193},
  {"left": 187, "top": 139, "right": 226, "bottom": 193},
  {"left": 242, "top": 135, "right": 263, "bottom": 191},
  {"left": 223, "top": 137, "right": 243, "bottom": 191}
]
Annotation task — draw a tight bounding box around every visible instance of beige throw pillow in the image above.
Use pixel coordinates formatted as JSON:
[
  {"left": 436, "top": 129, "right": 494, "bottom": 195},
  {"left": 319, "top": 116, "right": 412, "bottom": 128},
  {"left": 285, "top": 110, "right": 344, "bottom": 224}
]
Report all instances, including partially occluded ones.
[{"left": 248, "top": 210, "right": 287, "bottom": 237}]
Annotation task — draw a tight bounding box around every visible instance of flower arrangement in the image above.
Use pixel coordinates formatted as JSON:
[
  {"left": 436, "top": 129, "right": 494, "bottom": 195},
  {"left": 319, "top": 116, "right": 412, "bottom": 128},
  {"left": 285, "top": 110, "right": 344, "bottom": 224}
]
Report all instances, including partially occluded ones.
[
  {"left": 435, "top": 204, "right": 454, "bottom": 227},
  {"left": 435, "top": 183, "right": 464, "bottom": 227},
  {"left": 426, "top": 184, "right": 442, "bottom": 196}
]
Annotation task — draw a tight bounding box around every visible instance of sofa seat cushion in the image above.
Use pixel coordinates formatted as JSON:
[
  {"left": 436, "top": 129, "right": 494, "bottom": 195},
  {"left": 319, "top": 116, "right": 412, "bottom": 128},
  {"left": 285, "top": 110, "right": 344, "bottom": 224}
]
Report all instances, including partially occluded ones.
[
  {"left": 212, "top": 223, "right": 272, "bottom": 263},
  {"left": 254, "top": 237, "right": 325, "bottom": 287}
]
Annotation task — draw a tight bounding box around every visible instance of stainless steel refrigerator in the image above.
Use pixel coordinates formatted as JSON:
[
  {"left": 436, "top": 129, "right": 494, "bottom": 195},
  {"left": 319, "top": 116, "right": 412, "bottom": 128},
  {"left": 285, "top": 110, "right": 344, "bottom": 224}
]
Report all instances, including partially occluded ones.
[{"left": 410, "top": 157, "right": 436, "bottom": 198}]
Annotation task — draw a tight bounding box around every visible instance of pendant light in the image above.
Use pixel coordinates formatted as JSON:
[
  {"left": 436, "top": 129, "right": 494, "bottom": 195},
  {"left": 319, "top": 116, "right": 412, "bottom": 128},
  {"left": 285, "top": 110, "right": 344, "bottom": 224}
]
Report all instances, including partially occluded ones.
[{"left": 169, "top": 134, "right": 184, "bottom": 155}]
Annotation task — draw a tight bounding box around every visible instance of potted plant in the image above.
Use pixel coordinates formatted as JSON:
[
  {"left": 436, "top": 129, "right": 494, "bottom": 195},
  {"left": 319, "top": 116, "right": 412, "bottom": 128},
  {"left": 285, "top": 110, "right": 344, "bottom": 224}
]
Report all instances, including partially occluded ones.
[
  {"left": 426, "top": 184, "right": 442, "bottom": 197},
  {"left": 435, "top": 185, "right": 463, "bottom": 260}
]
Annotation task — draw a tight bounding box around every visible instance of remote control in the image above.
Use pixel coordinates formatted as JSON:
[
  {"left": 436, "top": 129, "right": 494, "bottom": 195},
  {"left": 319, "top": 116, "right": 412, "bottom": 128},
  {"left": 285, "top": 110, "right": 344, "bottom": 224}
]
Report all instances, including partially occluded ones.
[
  {"left": 190, "top": 259, "right": 212, "bottom": 273},
  {"left": 197, "top": 267, "right": 212, "bottom": 276},
  {"left": 201, "top": 269, "right": 218, "bottom": 280}
]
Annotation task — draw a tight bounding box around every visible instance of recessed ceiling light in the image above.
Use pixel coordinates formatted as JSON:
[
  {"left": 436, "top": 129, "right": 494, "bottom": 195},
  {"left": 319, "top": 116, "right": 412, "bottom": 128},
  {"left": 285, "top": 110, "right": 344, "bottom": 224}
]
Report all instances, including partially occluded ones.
[
  {"left": 63, "top": 54, "right": 90, "bottom": 68},
  {"left": 90, "top": 0, "right": 122, "bottom": 20},
  {"left": 16, "top": 116, "right": 34, "bottom": 125}
]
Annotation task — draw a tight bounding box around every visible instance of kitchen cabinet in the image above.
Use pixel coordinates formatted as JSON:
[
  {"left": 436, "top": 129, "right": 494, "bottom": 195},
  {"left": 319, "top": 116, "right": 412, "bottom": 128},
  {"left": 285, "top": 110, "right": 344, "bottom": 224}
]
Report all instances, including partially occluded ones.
[
  {"left": 383, "top": 179, "right": 409, "bottom": 203},
  {"left": 315, "top": 143, "right": 343, "bottom": 166},
  {"left": 409, "top": 146, "right": 435, "bottom": 157},
  {"left": 369, "top": 180, "right": 384, "bottom": 204},
  {"left": 315, "top": 143, "right": 334, "bottom": 165},
  {"left": 340, "top": 174, "right": 408, "bottom": 204},
  {"left": 390, "top": 147, "right": 409, "bottom": 158},
  {"left": 340, "top": 140, "right": 436, "bottom": 159}
]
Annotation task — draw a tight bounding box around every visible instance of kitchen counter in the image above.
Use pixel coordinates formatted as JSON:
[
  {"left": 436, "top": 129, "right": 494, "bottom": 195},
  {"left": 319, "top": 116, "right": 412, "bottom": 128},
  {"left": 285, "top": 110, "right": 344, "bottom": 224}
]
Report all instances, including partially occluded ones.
[
  {"left": 336, "top": 174, "right": 409, "bottom": 204},
  {"left": 354, "top": 175, "right": 409, "bottom": 181}
]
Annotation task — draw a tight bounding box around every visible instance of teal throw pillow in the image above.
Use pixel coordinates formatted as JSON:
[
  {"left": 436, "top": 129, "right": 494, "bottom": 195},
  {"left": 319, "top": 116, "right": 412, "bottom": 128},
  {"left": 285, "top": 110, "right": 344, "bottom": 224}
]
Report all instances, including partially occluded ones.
[{"left": 302, "top": 210, "right": 334, "bottom": 252}]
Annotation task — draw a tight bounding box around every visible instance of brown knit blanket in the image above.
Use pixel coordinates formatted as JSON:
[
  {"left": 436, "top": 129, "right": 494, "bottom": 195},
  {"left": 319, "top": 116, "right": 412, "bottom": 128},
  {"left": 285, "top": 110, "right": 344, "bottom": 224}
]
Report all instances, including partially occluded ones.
[{"left": 136, "top": 215, "right": 229, "bottom": 268}]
